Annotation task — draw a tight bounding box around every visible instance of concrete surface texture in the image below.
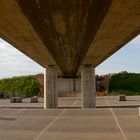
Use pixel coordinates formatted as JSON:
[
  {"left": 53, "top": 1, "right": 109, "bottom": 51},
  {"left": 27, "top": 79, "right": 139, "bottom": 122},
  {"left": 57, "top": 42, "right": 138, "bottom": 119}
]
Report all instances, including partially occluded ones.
[
  {"left": 0, "top": 0, "right": 140, "bottom": 77},
  {"left": 45, "top": 66, "right": 58, "bottom": 108},
  {"left": 57, "top": 78, "right": 81, "bottom": 94},
  {"left": 1, "top": 96, "right": 140, "bottom": 108},
  {"left": 81, "top": 66, "right": 96, "bottom": 108},
  {"left": 0, "top": 100, "right": 140, "bottom": 140}
]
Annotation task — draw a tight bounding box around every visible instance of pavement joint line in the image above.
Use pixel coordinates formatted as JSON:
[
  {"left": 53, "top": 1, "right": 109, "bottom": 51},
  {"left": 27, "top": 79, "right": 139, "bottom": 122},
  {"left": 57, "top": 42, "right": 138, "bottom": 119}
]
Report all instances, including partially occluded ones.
[
  {"left": 105, "top": 99, "right": 127, "bottom": 140},
  {"left": 34, "top": 99, "right": 78, "bottom": 140}
]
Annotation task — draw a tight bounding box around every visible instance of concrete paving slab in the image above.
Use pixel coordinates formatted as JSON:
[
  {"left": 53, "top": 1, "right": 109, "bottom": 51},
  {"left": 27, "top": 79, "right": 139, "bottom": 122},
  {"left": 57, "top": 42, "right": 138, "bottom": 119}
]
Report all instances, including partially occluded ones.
[
  {"left": 0, "top": 97, "right": 140, "bottom": 139},
  {"left": 47, "top": 116, "right": 119, "bottom": 133},
  {"left": 126, "top": 133, "right": 140, "bottom": 140},
  {"left": 15, "top": 109, "right": 63, "bottom": 117},
  {"left": 62, "top": 108, "right": 112, "bottom": 116},
  {"left": 36, "top": 109, "right": 123, "bottom": 140},
  {"left": 0, "top": 108, "right": 140, "bottom": 140},
  {"left": 114, "top": 114, "right": 140, "bottom": 133},
  {"left": 39, "top": 132, "right": 123, "bottom": 140},
  {"left": 0, "top": 131, "right": 35, "bottom": 140},
  {"left": 0, "top": 96, "right": 140, "bottom": 108},
  {"left": 0, "top": 109, "right": 65, "bottom": 140},
  {"left": 113, "top": 108, "right": 138, "bottom": 116}
]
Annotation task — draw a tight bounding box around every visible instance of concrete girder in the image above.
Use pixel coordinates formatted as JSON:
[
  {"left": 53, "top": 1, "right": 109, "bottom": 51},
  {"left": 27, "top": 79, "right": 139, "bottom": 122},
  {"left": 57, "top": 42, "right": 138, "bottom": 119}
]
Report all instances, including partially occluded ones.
[
  {"left": 0, "top": 0, "right": 62, "bottom": 74},
  {"left": 0, "top": 0, "right": 140, "bottom": 77}
]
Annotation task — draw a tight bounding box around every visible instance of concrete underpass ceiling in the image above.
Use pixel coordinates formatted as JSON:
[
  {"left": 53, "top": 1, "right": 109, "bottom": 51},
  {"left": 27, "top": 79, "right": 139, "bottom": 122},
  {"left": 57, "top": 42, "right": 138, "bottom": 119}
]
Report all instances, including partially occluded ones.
[
  {"left": 0, "top": 0, "right": 140, "bottom": 77},
  {"left": 17, "top": 0, "right": 112, "bottom": 77}
]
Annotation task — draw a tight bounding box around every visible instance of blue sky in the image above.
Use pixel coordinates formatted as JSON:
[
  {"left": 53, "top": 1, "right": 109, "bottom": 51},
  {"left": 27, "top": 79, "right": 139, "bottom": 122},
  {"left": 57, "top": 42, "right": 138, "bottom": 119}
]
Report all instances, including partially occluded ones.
[
  {"left": 0, "top": 35, "right": 140, "bottom": 79},
  {"left": 96, "top": 35, "right": 140, "bottom": 75}
]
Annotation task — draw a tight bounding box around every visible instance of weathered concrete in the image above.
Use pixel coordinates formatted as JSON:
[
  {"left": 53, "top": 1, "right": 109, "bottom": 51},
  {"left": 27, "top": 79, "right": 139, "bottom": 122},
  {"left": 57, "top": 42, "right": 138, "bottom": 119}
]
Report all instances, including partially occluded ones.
[
  {"left": 75, "top": 78, "right": 81, "bottom": 92},
  {"left": 58, "top": 78, "right": 74, "bottom": 93},
  {"left": 44, "top": 66, "right": 58, "bottom": 109},
  {"left": 10, "top": 97, "right": 22, "bottom": 103},
  {"left": 81, "top": 66, "right": 96, "bottom": 108},
  {"left": 44, "top": 68, "right": 47, "bottom": 109},
  {"left": 57, "top": 78, "right": 81, "bottom": 96},
  {"left": 0, "top": 107, "right": 140, "bottom": 140},
  {"left": 1, "top": 96, "right": 140, "bottom": 109},
  {"left": 16, "top": 0, "right": 112, "bottom": 76},
  {"left": 82, "top": 0, "right": 140, "bottom": 68},
  {"left": 1, "top": 1, "right": 140, "bottom": 77},
  {"left": 118, "top": 95, "right": 126, "bottom": 101},
  {"left": 31, "top": 96, "right": 38, "bottom": 103}
]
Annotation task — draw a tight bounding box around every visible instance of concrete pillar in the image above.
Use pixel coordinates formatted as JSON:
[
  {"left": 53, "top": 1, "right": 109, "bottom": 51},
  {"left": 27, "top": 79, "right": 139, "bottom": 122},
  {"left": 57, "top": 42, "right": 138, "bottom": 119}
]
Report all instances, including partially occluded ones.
[
  {"left": 73, "top": 78, "right": 76, "bottom": 92},
  {"left": 44, "top": 68, "right": 47, "bottom": 109},
  {"left": 44, "top": 66, "right": 57, "bottom": 109},
  {"left": 81, "top": 66, "right": 96, "bottom": 108}
]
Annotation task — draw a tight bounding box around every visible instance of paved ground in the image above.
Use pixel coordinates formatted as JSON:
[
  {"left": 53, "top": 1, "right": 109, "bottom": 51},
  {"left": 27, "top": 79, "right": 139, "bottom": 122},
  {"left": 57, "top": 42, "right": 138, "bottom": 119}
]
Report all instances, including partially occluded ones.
[
  {"left": 0, "top": 96, "right": 140, "bottom": 108},
  {"left": 0, "top": 96, "right": 140, "bottom": 140}
]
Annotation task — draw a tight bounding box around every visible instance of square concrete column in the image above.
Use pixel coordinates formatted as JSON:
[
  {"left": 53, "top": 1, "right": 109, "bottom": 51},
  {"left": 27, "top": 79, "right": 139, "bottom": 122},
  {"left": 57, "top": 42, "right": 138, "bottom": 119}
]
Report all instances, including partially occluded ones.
[
  {"left": 44, "top": 66, "right": 58, "bottom": 109},
  {"left": 81, "top": 66, "right": 96, "bottom": 108}
]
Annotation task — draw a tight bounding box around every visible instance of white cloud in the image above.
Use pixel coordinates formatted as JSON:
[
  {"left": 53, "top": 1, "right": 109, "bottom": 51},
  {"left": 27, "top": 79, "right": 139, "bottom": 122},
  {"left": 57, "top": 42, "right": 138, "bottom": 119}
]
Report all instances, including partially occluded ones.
[{"left": 0, "top": 38, "right": 43, "bottom": 79}]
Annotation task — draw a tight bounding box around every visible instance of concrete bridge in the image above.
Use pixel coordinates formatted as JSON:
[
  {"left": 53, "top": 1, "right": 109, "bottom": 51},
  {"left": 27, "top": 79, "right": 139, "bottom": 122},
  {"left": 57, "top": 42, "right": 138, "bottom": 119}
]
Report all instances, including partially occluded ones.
[{"left": 0, "top": 0, "right": 140, "bottom": 108}]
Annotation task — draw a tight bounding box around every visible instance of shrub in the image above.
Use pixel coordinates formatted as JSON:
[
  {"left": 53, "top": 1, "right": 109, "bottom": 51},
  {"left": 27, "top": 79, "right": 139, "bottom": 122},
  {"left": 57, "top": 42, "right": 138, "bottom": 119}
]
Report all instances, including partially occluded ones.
[
  {"left": 109, "top": 72, "right": 140, "bottom": 95},
  {"left": 0, "top": 76, "right": 39, "bottom": 97}
]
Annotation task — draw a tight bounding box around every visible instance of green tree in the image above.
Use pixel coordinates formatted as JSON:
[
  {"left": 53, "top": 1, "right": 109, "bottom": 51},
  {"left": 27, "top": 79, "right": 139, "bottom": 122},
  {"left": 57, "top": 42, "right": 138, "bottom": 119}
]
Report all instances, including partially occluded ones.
[{"left": 0, "top": 76, "right": 39, "bottom": 97}]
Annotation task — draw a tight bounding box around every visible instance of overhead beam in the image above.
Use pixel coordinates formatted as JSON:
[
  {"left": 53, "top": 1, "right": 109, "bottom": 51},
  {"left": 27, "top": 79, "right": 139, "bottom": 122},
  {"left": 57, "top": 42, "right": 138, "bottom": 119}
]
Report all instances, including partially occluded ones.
[
  {"left": 17, "top": 0, "right": 112, "bottom": 77},
  {"left": 82, "top": 0, "right": 140, "bottom": 67},
  {"left": 0, "top": 0, "right": 59, "bottom": 70}
]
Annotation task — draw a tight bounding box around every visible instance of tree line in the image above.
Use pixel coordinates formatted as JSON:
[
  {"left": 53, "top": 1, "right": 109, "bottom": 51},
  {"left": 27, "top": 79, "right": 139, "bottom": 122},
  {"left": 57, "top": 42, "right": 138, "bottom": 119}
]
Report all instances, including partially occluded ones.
[
  {"left": 108, "top": 71, "right": 140, "bottom": 95},
  {"left": 0, "top": 75, "right": 39, "bottom": 97}
]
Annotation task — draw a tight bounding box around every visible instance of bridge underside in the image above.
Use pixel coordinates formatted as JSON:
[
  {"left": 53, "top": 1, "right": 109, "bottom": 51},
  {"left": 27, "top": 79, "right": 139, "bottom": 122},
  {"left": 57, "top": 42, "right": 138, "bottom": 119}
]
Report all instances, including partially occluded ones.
[
  {"left": 0, "top": 0, "right": 140, "bottom": 108},
  {"left": 0, "top": 0, "right": 140, "bottom": 77}
]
